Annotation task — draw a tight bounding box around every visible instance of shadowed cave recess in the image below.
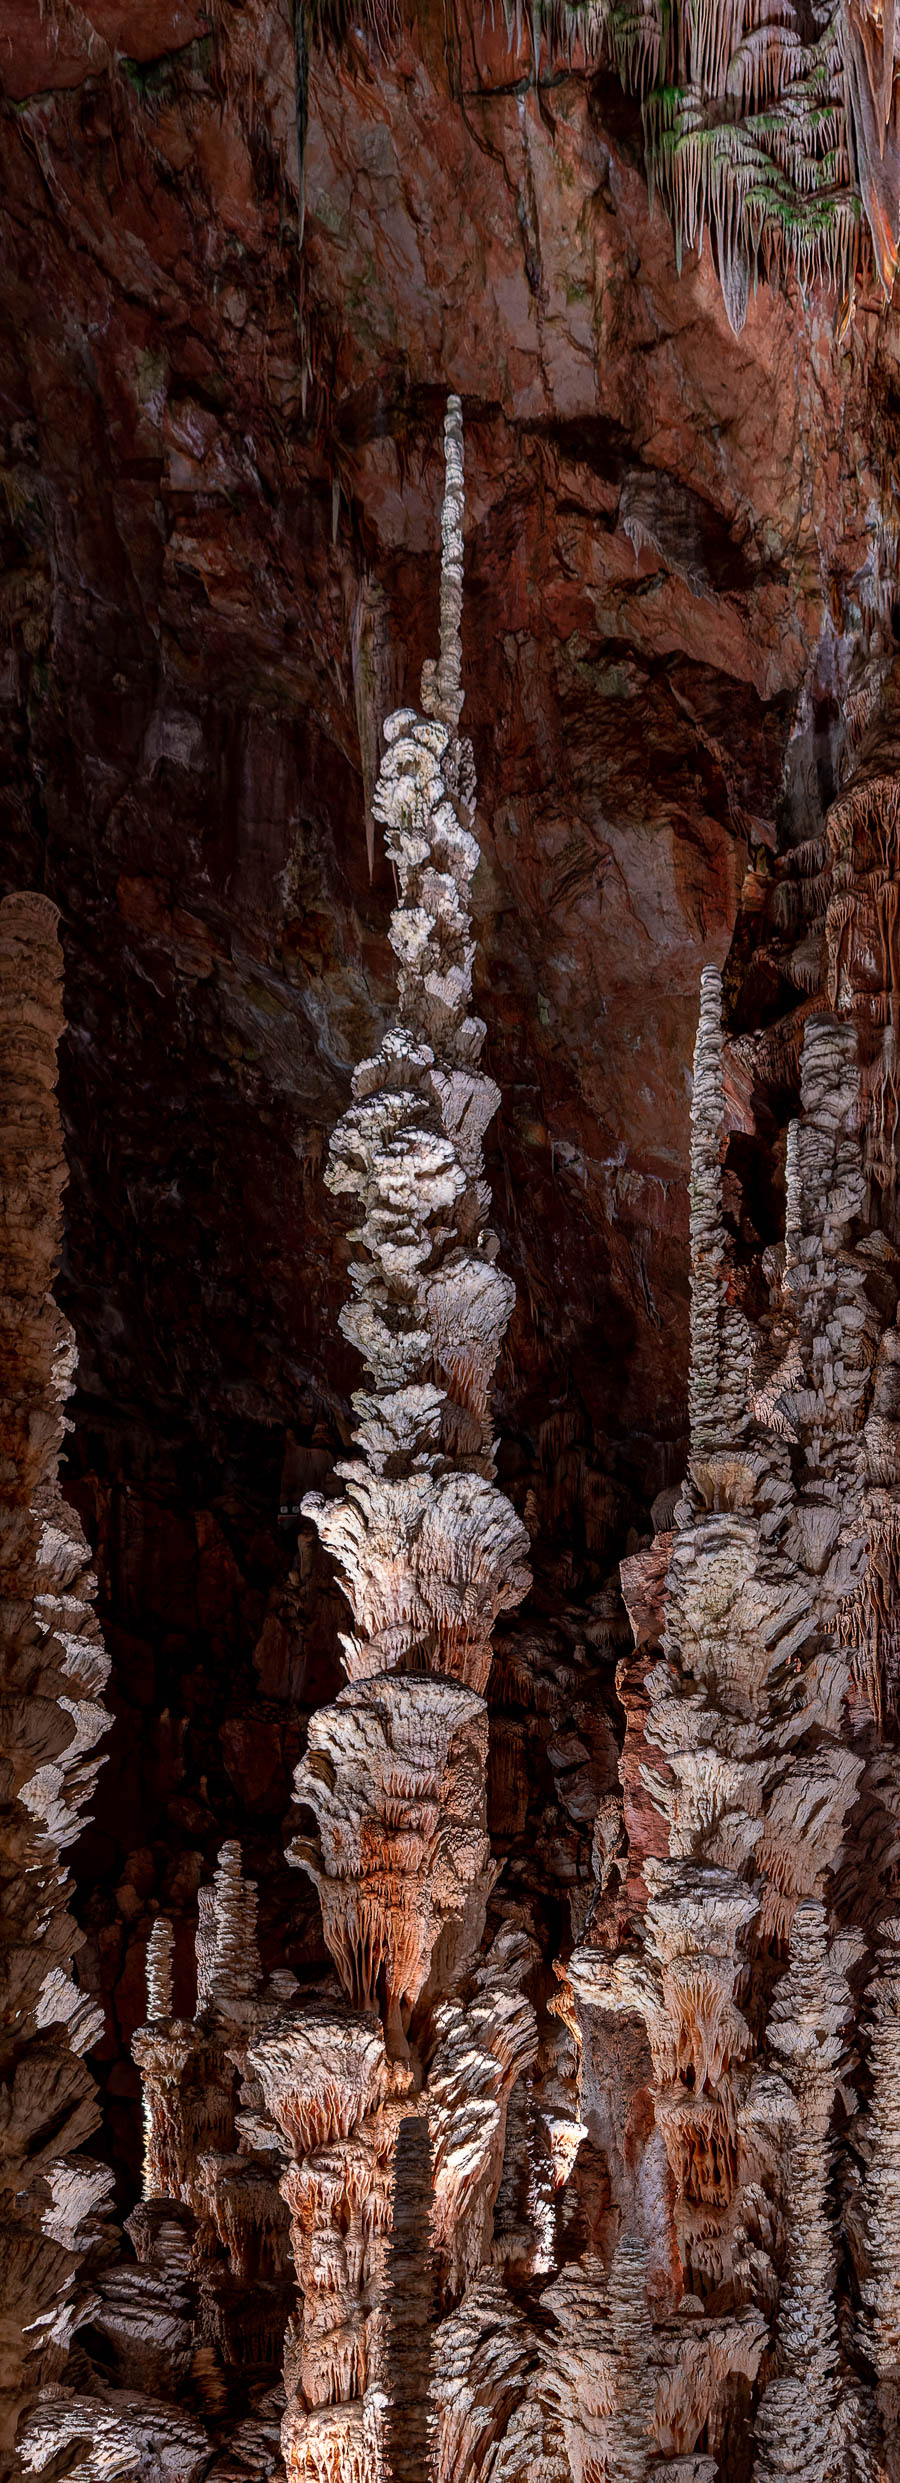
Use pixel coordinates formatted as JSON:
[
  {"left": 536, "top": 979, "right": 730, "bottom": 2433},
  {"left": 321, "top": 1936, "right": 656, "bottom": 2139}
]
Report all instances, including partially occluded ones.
[{"left": 10, "top": 0, "right": 900, "bottom": 2476}]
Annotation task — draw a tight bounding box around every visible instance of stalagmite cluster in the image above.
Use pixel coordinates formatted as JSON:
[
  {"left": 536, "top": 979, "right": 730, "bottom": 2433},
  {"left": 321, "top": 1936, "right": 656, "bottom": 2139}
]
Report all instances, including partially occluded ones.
[
  {"left": 15, "top": 400, "right": 900, "bottom": 2483},
  {"left": 555, "top": 935, "right": 900, "bottom": 2478},
  {"left": 20, "top": 402, "right": 539, "bottom": 2483},
  {"left": 278, "top": 391, "right": 534, "bottom": 2477}
]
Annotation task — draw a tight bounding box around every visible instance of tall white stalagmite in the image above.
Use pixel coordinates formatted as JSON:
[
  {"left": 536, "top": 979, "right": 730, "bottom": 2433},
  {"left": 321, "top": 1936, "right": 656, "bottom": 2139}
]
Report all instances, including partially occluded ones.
[
  {"left": 688, "top": 962, "right": 751, "bottom": 1461},
  {"left": 281, "top": 393, "right": 533, "bottom": 2480}
]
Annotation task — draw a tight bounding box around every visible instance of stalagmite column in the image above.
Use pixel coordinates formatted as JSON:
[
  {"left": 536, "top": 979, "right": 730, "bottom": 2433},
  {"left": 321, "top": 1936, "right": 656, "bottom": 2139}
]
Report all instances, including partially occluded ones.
[
  {"left": 0, "top": 894, "right": 111, "bottom": 2472},
  {"left": 565, "top": 985, "right": 871, "bottom": 2470},
  {"left": 753, "top": 1902, "right": 852, "bottom": 2483},
  {"left": 278, "top": 397, "right": 533, "bottom": 2480},
  {"left": 688, "top": 964, "right": 752, "bottom": 1461},
  {"left": 855, "top": 1917, "right": 900, "bottom": 2464},
  {"left": 301, "top": 396, "right": 531, "bottom": 1694}
]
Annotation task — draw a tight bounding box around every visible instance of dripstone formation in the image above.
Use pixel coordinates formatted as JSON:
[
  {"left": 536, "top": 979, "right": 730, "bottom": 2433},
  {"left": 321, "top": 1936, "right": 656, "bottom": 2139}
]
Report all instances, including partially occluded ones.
[
  {"left": 302, "top": 0, "right": 900, "bottom": 329},
  {"left": 0, "top": 896, "right": 110, "bottom": 2476},
  {"left": 20, "top": 404, "right": 537, "bottom": 2483},
  {"left": 13, "top": 403, "right": 900, "bottom": 2482}
]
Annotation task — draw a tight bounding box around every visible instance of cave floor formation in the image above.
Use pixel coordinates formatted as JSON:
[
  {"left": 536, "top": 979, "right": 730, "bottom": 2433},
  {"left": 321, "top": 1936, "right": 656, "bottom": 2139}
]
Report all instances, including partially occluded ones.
[{"left": 7, "top": 3, "right": 900, "bottom": 2477}]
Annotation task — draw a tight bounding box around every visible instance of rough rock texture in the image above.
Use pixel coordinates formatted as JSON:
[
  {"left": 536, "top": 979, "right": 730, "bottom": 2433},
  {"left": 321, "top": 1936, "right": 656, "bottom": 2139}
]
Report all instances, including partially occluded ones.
[
  {"left": 0, "top": 895, "right": 110, "bottom": 2476},
  {"left": 9, "top": 0, "right": 900, "bottom": 2474},
  {"left": 22, "top": 409, "right": 538, "bottom": 2481},
  {"left": 16, "top": 387, "right": 900, "bottom": 2481}
]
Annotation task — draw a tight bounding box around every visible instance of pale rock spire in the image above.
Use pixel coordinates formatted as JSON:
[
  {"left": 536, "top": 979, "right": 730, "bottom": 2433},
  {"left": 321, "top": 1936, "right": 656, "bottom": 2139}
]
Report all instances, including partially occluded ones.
[
  {"left": 688, "top": 963, "right": 751, "bottom": 1464},
  {"left": 753, "top": 1902, "right": 853, "bottom": 2483},
  {"left": 421, "top": 392, "right": 465, "bottom": 736},
  {"left": 279, "top": 395, "right": 533, "bottom": 2482},
  {"left": 301, "top": 395, "right": 529, "bottom": 1697},
  {"left": 145, "top": 1917, "right": 174, "bottom": 2025}
]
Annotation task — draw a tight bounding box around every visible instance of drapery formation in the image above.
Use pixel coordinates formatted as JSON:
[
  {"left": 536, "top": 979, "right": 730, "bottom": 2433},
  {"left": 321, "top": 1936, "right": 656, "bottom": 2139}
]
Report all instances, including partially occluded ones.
[
  {"left": 537, "top": 0, "right": 900, "bottom": 325},
  {"left": 306, "top": 0, "right": 900, "bottom": 328},
  {"left": 524, "top": 0, "right": 900, "bottom": 321}
]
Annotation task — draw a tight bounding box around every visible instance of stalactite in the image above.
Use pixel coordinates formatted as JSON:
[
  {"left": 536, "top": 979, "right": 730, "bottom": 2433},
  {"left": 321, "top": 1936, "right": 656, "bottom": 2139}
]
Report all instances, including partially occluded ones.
[{"left": 507, "top": 0, "right": 891, "bottom": 329}]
